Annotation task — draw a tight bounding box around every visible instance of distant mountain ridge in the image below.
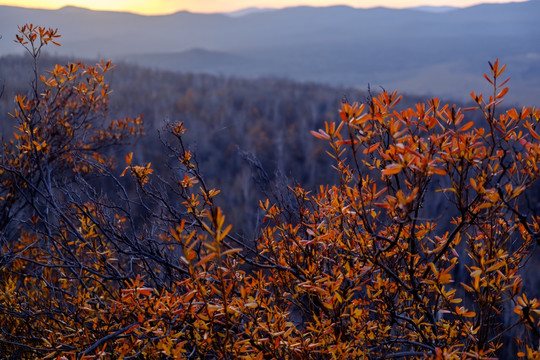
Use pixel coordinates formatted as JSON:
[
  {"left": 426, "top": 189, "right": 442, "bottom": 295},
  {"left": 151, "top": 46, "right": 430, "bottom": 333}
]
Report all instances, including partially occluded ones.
[
  {"left": 0, "top": 2, "right": 538, "bottom": 105},
  {"left": 225, "top": 7, "right": 276, "bottom": 17},
  {"left": 408, "top": 6, "right": 457, "bottom": 12}
]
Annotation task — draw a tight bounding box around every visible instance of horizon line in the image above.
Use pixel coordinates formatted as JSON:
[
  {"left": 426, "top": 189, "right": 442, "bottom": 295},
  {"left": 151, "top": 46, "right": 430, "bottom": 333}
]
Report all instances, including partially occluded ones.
[{"left": 0, "top": 1, "right": 530, "bottom": 17}]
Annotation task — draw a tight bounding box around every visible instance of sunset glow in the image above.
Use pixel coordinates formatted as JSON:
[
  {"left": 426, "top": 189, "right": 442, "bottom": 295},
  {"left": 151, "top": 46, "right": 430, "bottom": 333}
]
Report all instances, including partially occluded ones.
[{"left": 0, "top": 0, "right": 529, "bottom": 15}]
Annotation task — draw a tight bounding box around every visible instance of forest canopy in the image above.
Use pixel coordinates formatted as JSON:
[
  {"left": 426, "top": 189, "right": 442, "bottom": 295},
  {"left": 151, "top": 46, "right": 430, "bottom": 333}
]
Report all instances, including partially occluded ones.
[{"left": 0, "top": 24, "right": 539, "bottom": 359}]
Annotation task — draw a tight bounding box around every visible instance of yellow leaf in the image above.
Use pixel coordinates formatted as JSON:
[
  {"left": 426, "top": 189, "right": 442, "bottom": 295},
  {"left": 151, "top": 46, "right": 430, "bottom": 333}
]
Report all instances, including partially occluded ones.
[{"left": 486, "top": 262, "right": 505, "bottom": 272}]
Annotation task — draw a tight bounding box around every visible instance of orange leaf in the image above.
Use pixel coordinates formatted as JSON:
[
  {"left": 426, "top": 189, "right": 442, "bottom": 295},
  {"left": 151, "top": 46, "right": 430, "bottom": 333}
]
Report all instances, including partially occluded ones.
[
  {"left": 507, "top": 108, "right": 518, "bottom": 120},
  {"left": 458, "top": 121, "right": 474, "bottom": 132},
  {"left": 136, "top": 287, "right": 154, "bottom": 296},
  {"left": 120, "top": 166, "right": 129, "bottom": 177},
  {"left": 125, "top": 152, "right": 133, "bottom": 165},
  {"left": 496, "top": 87, "right": 509, "bottom": 99},
  {"left": 382, "top": 163, "right": 403, "bottom": 176},
  {"left": 529, "top": 127, "right": 540, "bottom": 141},
  {"left": 363, "top": 142, "right": 380, "bottom": 154},
  {"left": 431, "top": 168, "right": 447, "bottom": 176},
  {"left": 310, "top": 130, "right": 330, "bottom": 140}
]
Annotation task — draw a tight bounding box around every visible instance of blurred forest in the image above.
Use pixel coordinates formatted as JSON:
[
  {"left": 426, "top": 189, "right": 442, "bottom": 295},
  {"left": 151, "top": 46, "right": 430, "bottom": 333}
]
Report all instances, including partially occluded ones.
[
  {"left": 1, "top": 53, "right": 538, "bottom": 273},
  {"left": 0, "top": 54, "right": 381, "bottom": 234},
  {"left": 2, "top": 54, "right": 537, "bottom": 235}
]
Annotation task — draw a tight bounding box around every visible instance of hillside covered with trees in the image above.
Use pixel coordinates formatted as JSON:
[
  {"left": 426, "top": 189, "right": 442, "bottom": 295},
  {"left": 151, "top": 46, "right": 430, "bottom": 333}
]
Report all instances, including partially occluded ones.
[
  {"left": 1, "top": 1, "right": 539, "bottom": 105},
  {"left": 0, "top": 51, "right": 437, "bottom": 236},
  {"left": 0, "top": 24, "right": 540, "bottom": 359}
]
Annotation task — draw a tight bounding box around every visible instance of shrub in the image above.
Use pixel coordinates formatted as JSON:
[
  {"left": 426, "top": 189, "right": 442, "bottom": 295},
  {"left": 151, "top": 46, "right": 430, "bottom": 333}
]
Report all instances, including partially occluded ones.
[{"left": 0, "top": 24, "right": 539, "bottom": 359}]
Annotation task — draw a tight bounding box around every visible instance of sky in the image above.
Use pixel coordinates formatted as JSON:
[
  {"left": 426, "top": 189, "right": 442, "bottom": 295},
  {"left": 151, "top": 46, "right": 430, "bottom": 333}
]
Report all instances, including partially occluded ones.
[{"left": 0, "top": 0, "right": 528, "bottom": 15}]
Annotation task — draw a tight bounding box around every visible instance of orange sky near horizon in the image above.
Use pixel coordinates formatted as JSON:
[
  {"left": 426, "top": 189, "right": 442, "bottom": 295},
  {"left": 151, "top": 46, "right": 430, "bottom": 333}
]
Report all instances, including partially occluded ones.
[{"left": 0, "top": 0, "right": 529, "bottom": 14}]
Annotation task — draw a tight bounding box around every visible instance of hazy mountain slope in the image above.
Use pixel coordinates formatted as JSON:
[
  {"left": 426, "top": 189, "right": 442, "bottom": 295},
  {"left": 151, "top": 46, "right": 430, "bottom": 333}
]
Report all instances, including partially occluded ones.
[
  {"left": 225, "top": 7, "right": 276, "bottom": 17},
  {"left": 408, "top": 6, "right": 457, "bottom": 12},
  {"left": 0, "top": 2, "right": 539, "bottom": 104},
  {"left": 134, "top": 48, "right": 252, "bottom": 73}
]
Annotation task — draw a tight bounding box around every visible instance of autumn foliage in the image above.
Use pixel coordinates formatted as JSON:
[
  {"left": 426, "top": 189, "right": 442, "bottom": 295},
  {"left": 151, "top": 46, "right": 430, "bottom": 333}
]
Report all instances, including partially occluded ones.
[{"left": 1, "top": 24, "right": 540, "bottom": 359}]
